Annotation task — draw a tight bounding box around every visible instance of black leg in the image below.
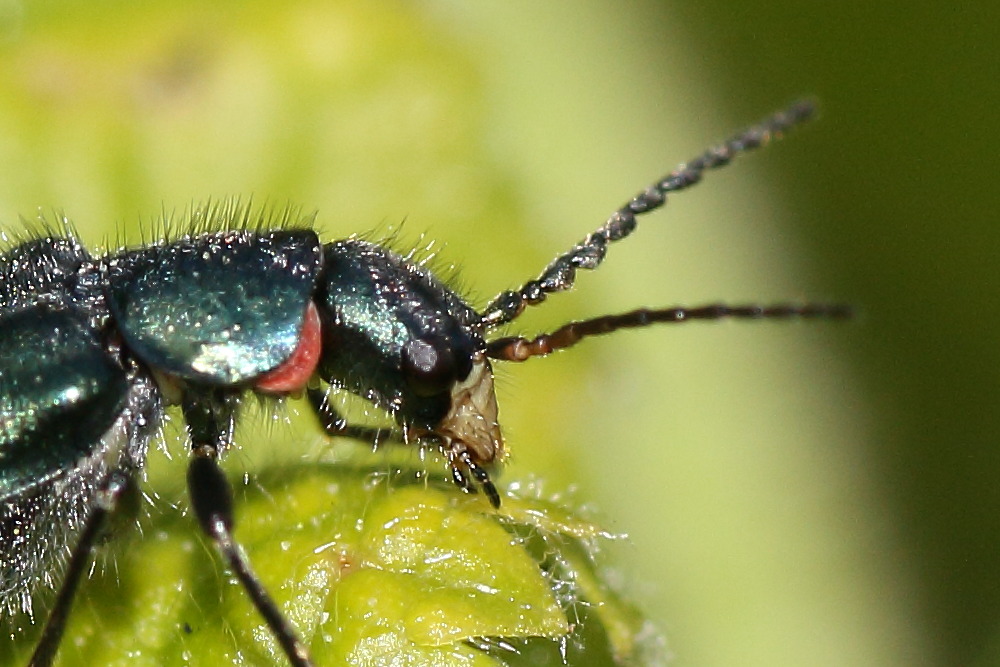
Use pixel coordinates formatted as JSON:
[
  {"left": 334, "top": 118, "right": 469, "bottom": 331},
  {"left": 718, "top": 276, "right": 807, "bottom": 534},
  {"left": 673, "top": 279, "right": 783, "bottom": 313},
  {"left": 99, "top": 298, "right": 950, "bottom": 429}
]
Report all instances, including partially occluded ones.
[
  {"left": 29, "top": 472, "right": 131, "bottom": 667},
  {"left": 307, "top": 387, "right": 402, "bottom": 445},
  {"left": 182, "top": 387, "right": 313, "bottom": 667},
  {"left": 309, "top": 388, "right": 502, "bottom": 507},
  {"left": 187, "top": 448, "right": 313, "bottom": 667}
]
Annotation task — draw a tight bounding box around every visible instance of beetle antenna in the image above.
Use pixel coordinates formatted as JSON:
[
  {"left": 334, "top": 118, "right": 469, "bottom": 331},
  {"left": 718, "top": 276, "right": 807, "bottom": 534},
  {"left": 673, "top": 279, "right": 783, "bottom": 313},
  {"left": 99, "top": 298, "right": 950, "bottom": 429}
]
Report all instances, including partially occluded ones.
[
  {"left": 486, "top": 302, "right": 851, "bottom": 362},
  {"left": 479, "top": 100, "right": 816, "bottom": 328}
]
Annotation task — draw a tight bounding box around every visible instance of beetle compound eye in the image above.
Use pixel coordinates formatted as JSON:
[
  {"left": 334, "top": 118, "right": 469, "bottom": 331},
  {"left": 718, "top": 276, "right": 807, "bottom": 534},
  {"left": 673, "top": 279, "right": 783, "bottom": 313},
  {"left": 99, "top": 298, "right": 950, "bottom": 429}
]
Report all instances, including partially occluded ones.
[{"left": 401, "top": 337, "right": 459, "bottom": 397}]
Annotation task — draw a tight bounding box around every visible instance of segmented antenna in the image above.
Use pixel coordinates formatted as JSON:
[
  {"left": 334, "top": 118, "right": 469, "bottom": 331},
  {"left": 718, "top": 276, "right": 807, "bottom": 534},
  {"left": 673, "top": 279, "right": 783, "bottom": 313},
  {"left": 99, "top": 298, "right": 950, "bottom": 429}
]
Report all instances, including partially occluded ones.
[
  {"left": 486, "top": 302, "right": 851, "bottom": 362},
  {"left": 479, "top": 100, "right": 817, "bottom": 328}
]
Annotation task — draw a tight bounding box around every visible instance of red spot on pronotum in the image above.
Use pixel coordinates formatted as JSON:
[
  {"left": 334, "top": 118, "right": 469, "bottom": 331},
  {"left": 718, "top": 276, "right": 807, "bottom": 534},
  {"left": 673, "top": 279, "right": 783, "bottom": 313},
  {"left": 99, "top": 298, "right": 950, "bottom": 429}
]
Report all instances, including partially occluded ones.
[{"left": 255, "top": 302, "right": 322, "bottom": 394}]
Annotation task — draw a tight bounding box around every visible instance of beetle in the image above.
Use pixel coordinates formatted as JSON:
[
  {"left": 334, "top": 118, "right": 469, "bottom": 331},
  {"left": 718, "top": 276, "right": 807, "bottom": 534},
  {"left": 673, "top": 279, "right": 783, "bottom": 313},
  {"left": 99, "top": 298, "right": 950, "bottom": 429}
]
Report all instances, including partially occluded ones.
[{"left": 0, "top": 101, "right": 847, "bottom": 666}]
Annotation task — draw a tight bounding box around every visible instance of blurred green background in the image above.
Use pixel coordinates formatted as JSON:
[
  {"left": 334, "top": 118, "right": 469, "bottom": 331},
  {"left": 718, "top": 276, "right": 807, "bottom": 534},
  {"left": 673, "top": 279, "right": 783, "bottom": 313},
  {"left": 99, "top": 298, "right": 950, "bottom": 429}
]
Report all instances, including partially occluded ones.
[{"left": 1, "top": 1, "right": 997, "bottom": 665}]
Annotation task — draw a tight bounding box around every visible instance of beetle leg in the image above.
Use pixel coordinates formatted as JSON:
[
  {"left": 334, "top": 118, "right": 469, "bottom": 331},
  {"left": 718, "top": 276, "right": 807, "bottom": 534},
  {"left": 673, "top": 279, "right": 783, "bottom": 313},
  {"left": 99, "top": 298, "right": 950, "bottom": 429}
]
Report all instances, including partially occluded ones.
[
  {"left": 307, "top": 387, "right": 402, "bottom": 446},
  {"left": 28, "top": 472, "right": 132, "bottom": 667},
  {"left": 182, "top": 387, "right": 313, "bottom": 667}
]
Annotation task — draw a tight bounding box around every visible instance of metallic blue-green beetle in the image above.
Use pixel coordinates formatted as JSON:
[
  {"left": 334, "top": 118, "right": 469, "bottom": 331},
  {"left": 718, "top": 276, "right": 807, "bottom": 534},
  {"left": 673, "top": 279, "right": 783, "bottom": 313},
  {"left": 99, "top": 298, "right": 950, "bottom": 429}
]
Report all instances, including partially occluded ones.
[{"left": 0, "top": 101, "right": 844, "bottom": 667}]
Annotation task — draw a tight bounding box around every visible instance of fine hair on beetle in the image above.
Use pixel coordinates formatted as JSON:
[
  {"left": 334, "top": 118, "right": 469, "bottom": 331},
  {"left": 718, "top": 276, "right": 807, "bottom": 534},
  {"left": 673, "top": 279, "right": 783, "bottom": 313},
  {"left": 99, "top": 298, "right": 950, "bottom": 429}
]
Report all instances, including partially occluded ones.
[{"left": 0, "top": 100, "right": 848, "bottom": 667}]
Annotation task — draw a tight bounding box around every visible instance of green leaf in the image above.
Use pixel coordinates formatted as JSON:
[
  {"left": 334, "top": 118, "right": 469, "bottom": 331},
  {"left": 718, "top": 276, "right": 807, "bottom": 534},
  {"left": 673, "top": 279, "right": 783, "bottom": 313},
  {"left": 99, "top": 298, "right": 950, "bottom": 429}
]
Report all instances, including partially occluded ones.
[{"left": 4, "top": 462, "right": 658, "bottom": 666}]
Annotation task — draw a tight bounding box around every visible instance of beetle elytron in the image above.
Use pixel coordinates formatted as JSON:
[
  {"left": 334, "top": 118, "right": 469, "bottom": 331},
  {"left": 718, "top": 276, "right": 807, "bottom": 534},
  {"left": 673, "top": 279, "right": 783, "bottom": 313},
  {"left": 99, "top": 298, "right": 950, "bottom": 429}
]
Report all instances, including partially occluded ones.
[{"left": 0, "top": 101, "right": 847, "bottom": 666}]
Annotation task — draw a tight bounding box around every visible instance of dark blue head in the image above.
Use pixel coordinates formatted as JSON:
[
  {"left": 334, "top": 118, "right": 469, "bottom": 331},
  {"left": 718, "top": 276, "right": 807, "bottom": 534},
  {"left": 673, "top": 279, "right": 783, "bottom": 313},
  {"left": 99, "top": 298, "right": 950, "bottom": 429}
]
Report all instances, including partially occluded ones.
[{"left": 314, "top": 239, "right": 502, "bottom": 465}]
